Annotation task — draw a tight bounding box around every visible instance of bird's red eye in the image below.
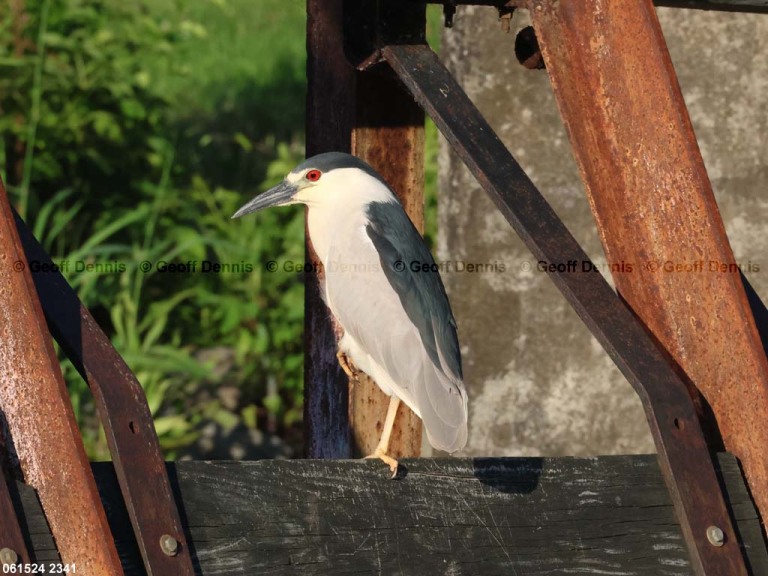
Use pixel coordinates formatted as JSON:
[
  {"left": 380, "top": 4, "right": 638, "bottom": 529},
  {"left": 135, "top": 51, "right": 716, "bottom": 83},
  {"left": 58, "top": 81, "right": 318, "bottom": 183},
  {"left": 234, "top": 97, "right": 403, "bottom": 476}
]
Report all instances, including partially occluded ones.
[{"left": 306, "top": 169, "right": 322, "bottom": 182}]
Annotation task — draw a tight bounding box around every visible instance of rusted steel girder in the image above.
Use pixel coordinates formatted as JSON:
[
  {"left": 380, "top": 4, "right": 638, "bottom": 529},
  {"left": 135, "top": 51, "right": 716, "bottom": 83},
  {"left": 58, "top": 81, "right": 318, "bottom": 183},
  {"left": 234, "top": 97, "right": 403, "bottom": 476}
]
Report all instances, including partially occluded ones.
[
  {"left": 13, "top": 213, "right": 194, "bottom": 576},
  {"left": 0, "top": 180, "right": 123, "bottom": 574},
  {"left": 530, "top": 0, "right": 768, "bottom": 533},
  {"left": 383, "top": 43, "right": 749, "bottom": 576}
]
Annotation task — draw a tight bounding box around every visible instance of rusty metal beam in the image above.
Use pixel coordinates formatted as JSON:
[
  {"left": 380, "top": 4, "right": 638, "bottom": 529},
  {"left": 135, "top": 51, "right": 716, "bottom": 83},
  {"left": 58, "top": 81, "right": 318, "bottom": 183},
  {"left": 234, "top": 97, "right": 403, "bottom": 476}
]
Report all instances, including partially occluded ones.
[
  {"left": 305, "top": 0, "right": 356, "bottom": 458},
  {"left": 12, "top": 212, "right": 194, "bottom": 576},
  {"left": 382, "top": 43, "right": 749, "bottom": 576},
  {"left": 530, "top": 0, "right": 768, "bottom": 537},
  {"left": 351, "top": 64, "right": 425, "bottom": 458},
  {"left": 0, "top": 180, "right": 123, "bottom": 574}
]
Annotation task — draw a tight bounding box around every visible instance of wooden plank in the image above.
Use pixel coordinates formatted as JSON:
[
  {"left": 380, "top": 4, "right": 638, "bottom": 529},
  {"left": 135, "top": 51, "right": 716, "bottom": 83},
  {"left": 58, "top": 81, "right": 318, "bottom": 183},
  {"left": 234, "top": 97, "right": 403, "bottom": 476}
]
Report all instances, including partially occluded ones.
[
  {"left": 12, "top": 455, "right": 768, "bottom": 575},
  {"left": 531, "top": 0, "right": 768, "bottom": 542}
]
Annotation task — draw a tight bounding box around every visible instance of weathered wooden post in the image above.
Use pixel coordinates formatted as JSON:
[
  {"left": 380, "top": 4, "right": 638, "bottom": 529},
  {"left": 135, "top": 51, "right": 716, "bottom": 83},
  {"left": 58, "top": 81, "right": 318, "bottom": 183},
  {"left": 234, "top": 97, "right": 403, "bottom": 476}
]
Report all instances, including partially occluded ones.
[
  {"left": 304, "top": 0, "right": 356, "bottom": 458},
  {"left": 347, "top": 0, "right": 426, "bottom": 458},
  {"left": 305, "top": 0, "right": 425, "bottom": 458}
]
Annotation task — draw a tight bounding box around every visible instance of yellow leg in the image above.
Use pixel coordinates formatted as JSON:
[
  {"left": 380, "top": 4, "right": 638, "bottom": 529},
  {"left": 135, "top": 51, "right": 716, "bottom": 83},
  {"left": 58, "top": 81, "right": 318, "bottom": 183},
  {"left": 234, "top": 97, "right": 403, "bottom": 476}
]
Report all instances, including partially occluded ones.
[
  {"left": 364, "top": 396, "right": 401, "bottom": 477},
  {"left": 336, "top": 349, "right": 359, "bottom": 381}
]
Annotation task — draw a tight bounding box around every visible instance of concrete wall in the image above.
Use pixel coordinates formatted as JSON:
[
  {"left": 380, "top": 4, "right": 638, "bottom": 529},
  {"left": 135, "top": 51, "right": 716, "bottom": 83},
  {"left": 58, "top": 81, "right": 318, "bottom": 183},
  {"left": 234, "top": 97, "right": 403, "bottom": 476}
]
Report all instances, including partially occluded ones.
[{"left": 439, "top": 7, "right": 768, "bottom": 457}]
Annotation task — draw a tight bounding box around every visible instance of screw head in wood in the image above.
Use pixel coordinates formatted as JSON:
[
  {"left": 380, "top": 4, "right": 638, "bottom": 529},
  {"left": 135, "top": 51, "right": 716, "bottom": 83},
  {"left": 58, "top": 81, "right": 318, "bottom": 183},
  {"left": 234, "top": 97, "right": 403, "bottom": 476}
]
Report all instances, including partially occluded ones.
[
  {"left": 706, "top": 525, "right": 725, "bottom": 546},
  {"left": 160, "top": 534, "right": 179, "bottom": 556},
  {"left": 0, "top": 548, "right": 18, "bottom": 566}
]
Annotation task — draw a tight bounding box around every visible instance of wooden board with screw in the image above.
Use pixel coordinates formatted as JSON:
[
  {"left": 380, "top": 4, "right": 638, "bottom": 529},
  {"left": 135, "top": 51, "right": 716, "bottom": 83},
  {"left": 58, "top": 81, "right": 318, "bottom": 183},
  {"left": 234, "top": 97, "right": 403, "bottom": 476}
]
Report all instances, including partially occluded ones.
[{"left": 8, "top": 454, "right": 768, "bottom": 575}]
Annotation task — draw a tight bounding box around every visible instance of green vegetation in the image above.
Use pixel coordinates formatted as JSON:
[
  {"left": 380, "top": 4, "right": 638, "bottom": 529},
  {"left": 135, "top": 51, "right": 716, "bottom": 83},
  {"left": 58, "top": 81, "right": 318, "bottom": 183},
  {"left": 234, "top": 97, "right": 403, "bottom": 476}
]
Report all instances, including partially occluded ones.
[{"left": 1, "top": 0, "right": 441, "bottom": 458}]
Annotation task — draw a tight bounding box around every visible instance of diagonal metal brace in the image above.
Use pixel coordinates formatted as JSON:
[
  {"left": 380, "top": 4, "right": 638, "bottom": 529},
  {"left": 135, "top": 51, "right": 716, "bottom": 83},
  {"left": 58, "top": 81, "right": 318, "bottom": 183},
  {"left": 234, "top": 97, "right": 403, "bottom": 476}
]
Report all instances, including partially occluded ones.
[
  {"left": 13, "top": 212, "right": 195, "bottom": 576},
  {"left": 382, "top": 43, "right": 749, "bottom": 575}
]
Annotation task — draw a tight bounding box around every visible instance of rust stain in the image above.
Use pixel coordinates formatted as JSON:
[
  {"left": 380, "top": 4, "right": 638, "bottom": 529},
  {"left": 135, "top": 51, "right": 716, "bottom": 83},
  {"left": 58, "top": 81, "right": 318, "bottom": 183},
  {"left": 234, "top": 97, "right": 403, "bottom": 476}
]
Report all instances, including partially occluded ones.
[
  {"left": 0, "top": 179, "right": 123, "bottom": 573},
  {"left": 532, "top": 0, "right": 768, "bottom": 535}
]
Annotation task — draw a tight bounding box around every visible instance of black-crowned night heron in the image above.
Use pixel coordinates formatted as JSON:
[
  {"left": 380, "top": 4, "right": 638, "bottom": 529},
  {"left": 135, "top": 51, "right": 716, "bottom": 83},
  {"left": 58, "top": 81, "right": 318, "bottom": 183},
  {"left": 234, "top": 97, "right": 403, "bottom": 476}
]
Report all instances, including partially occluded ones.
[{"left": 233, "top": 152, "right": 468, "bottom": 473}]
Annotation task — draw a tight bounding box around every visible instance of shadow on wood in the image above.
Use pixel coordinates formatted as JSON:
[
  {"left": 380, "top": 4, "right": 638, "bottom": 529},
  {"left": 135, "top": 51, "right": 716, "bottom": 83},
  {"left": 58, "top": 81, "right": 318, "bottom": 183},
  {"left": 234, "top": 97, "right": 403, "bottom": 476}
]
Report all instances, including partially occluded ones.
[{"left": 8, "top": 455, "right": 768, "bottom": 575}]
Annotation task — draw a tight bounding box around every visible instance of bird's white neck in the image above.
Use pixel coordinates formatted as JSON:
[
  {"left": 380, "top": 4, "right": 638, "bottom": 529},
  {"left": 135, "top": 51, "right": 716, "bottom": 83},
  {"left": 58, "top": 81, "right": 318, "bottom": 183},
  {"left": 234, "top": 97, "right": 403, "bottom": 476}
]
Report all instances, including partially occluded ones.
[{"left": 303, "top": 170, "right": 398, "bottom": 266}]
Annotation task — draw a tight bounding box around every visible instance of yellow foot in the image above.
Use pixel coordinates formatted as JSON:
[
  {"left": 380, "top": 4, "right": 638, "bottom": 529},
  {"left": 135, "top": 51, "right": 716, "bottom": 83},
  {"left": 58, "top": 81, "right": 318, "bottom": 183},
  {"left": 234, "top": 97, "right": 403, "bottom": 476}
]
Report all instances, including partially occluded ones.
[
  {"left": 336, "top": 350, "right": 359, "bottom": 382},
  {"left": 365, "top": 448, "right": 399, "bottom": 478}
]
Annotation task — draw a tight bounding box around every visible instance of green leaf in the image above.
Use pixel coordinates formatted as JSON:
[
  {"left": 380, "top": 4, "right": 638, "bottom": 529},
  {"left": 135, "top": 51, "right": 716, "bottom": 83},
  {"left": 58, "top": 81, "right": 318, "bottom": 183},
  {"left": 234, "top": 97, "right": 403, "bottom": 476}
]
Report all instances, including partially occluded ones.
[
  {"left": 263, "top": 393, "right": 282, "bottom": 416},
  {"left": 154, "top": 414, "right": 192, "bottom": 437},
  {"left": 120, "top": 99, "right": 146, "bottom": 119},
  {"left": 233, "top": 132, "right": 252, "bottom": 152}
]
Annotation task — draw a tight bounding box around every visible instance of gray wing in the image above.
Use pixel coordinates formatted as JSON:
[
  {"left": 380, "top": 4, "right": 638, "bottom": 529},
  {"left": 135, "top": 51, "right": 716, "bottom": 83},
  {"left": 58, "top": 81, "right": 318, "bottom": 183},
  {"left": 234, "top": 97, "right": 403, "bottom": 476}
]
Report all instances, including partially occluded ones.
[
  {"left": 324, "top": 201, "right": 467, "bottom": 452},
  {"left": 364, "top": 201, "right": 463, "bottom": 383}
]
